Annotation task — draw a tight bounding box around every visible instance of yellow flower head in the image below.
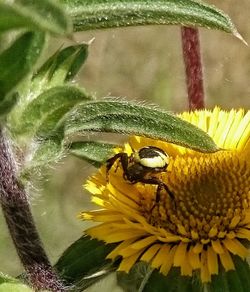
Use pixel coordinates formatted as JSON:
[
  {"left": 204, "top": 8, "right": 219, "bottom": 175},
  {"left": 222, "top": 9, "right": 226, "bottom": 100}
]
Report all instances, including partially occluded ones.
[{"left": 80, "top": 107, "right": 250, "bottom": 283}]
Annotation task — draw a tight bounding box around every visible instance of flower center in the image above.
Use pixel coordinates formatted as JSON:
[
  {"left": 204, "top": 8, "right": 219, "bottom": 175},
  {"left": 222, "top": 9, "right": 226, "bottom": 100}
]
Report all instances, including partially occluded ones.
[{"left": 138, "top": 150, "right": 250, "bottom": 243}]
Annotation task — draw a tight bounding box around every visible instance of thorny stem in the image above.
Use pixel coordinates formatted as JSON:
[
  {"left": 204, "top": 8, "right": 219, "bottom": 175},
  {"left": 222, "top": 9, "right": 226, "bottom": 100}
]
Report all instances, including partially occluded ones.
[
  {"left": 0, "top": 128, "right": 66, "bottom": 291},
  {"left": 181, "top": 27, "right": 205, "bottom": 110}
]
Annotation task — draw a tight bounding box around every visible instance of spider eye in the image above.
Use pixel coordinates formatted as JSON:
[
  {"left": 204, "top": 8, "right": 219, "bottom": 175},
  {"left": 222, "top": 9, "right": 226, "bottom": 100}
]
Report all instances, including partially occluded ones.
[{"left": 136, "top": 146, "right": 169, "bottom": 168}]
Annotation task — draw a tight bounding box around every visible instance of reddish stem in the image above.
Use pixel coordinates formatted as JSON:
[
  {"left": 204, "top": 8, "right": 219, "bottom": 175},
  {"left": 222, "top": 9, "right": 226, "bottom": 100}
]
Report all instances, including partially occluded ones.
[
  {"left": 181, "top": 27, "right": 205, "bottom": 110},
  {"left": 0, "top": 128, "right": 66, "bottom": 291}
]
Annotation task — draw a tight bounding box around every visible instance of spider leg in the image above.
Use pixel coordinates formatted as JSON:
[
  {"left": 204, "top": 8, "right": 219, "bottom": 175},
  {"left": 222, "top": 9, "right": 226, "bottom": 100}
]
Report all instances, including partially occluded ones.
[
  {"left": 138, "top": 177, "right": 174, "bottom": 202},
  {"left": 106, "top": 153, "right": 129, "bottom": 176}
]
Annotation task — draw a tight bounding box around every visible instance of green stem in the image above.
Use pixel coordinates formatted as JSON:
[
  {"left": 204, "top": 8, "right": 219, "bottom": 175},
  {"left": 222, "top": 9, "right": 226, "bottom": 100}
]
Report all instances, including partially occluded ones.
[
  {"left": 181, "top": 27, "right": 205, "bottom": 110},
  {"left": 0, "top": 127, "right": 66, "bottom": 291}
]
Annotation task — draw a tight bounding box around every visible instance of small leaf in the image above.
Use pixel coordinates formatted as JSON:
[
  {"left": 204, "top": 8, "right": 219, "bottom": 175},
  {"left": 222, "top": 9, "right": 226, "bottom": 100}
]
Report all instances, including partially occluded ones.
[
  {"left": 0, "top": 92, "right": 18, "bottom": 116},
  {"left": 0, "top": 31, "right": 45, "bottom": 98},
  {"left": 65, "top": 100, "right": 219, "bottom": 153},
  {"left": 0, "top": 0, "right": 71, "bottom": 35},
  {"left": 34, "top": 43, "right": 89, "bottom": 85},
  {"left": 69, "top": 141, "right": 118, "bottom": 167},
  {"left": 61, "top": 0, "right": 242, "bottom": 40},
  {"left": 55, "top": 235, "right": 117, "bottom": 285},
  {"left": 11, "top": 86, "right": 90, "bottom": 137}
]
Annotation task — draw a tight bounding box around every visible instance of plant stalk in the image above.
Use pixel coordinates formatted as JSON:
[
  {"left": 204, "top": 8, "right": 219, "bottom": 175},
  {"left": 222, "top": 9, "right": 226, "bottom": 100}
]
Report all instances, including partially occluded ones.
[
  {"left": 0, "top": 128, "right": 66, "bottom": 291},
  {"left": 181, "top": 27, "right": 205, "bottom": 110}
]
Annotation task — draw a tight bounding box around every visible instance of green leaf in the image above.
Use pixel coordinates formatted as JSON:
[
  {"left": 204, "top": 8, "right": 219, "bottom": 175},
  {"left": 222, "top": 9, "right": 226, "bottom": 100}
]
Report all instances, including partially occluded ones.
[
  {"left": 0, "top": 283, "right": 32, "bottom": 292},
  {"left": 0, "top": 274, "right": 32, "bottom": 292},
  {"left": 69, "top": 141, "right": 118, "bottom": 167},
  {"left": 61, "top": 0, "right": 243, "bottom": 40},
  {"left": 0, "top": 31, "right": 45, "bottom": 98},
  {"left": 55, "top": 235, "right": 117, "bottom": 285},
  {"left": 0, "top": 274, "right": 16, "bottom": 285},
  {"left": 34, "top": 43, "right": 89, "bottom": 86},
  {"left": 11, "top": 86, "right": 90, "bottom": 137},
  {"left": 0, "top": 0, "right": 71, "bottom": 35},
  {"left": 65, "top": 100, "right": 219, "bottom": 153}
]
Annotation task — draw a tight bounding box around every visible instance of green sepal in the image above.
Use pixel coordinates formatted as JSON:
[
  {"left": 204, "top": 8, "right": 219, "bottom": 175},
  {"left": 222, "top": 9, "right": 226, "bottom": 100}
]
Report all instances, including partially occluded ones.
[
  {"left": 69, "top": 141, "right": 118, "bottom": 167},
  {"left": 118, "top": 264, "right": 203, "bottom": 292},
  {"left": 55, "top": 235, "right": 118, "bottom": 286},
  {"left": 65, "top": 100, "right": 219, "bottom": 153},
  {"left": 0, "top": 0, "right": 71, "bottom": 35},
  {"left": 208, "top": 256, "right": 250, "bottom": 292},
  {"left": 10, "top": 86, "right": 90, "bottom": 138},
  {"left": 0, "top": 31, "right": 45, "bottom": 98},
  {"left": 61, "top": 0, "right": 243, "bottom": 41}
]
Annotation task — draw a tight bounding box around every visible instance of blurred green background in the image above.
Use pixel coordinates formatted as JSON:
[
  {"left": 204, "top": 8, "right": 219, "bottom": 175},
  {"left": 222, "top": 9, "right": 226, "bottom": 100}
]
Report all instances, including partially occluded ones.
[{"left": 0, "top": 0, "right": 249, "bottom": 285}]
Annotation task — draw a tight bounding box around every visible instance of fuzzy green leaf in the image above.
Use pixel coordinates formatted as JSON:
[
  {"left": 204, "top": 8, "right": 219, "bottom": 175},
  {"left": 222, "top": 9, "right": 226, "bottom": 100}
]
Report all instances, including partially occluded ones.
[
  {"left": 20, "top": 137, "right": 64, "bottom": 181},
  {"left": 69, "top": 141, "right": 118, "bottom": 167},
  {"left": 66, "top": 100, "right": 219, "bottom": 153},
  {"left": 11, "top": 86, "right": 90, "bottom": 137},
  {"left": 0, "top": 31, "right": 45, "bottom": 98},
  {"left": 61, "top": 0, "right": 242, "bottom": 40},
  {"left": 55, "top": 235, "right": 117, "bottom": 285},
  {"left": 0, "top": 0, "right": 71, "bottom": 35}
]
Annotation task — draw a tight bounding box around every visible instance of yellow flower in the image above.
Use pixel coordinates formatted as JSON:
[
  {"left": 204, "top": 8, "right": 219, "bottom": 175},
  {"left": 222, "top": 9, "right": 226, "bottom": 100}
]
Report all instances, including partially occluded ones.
[{"left": 80, "top": 107, "right": 250, "bottom": 283}]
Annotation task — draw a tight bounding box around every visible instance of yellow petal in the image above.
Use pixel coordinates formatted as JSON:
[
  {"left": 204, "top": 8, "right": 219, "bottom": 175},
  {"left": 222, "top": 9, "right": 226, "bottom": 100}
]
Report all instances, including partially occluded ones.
[
  {"left": 219, "top": 248, "right": 235, "bottom": 271},
  {"left": 173, "top": 242, "right": 188, "bottom": 267},
  {"left": 160, "top": 245, "right": 177, "bottom": 275},
  {"left": 151, "top": 244, "right": 171, "bottom": 269},
  {"left": 107, "top": 238, "right": 140, "bottom": 260},
  {"left": 193, "top": 242, "right": 203, "bottom": 254},
  {"left": 236, "top": 228, "right": 250, "bottom": 240},
  {"left": 188, "top": 247, "right": 201, "bottom": 269},
  {"left": 207, "top": 246, "right": 218, "bottom": 275},
  {"left": 130, "top": 236, "right": 157, "bottom": 250},
  {"left": 222, "top": 238, "right": 248, "bottom": 259},
  {"left": 140, "top": 244, "right": 162, "bottom": 262},
  {"left": 200, "top": 251, "right": 211, "bottom": 283},
  {"left": 211, "top": 240, "right": 224, "bottom": 254},
  {"left": 118, "top": 251, "right": 144, "bottom": 273}
]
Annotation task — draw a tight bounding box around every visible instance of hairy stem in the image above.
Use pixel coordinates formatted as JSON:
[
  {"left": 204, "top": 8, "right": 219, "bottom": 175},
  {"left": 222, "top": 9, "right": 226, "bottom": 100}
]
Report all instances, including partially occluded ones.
[
  {"left": 0, "top": 128, "right": 66, "bottom": 291},
  {"left": 181, "top": 27, "right": 205, "bottom": 110}
]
